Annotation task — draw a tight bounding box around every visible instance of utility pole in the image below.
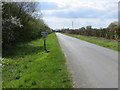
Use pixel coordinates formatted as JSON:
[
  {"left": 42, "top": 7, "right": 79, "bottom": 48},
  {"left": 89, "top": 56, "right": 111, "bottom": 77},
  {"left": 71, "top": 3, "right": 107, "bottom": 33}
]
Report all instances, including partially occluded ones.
[{"left": 72, "top": 21, "right": 74, "bottom": 29}]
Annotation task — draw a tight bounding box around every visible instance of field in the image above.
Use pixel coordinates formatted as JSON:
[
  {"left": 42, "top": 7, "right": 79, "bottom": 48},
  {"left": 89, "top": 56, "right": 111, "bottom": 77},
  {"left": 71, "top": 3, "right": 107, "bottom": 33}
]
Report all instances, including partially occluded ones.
[
  {"left": 2, "top": 33, "right": 72, "bottom": 88},
  {"left": 64, "top": 33, "right": 119, "bottom": 51}
]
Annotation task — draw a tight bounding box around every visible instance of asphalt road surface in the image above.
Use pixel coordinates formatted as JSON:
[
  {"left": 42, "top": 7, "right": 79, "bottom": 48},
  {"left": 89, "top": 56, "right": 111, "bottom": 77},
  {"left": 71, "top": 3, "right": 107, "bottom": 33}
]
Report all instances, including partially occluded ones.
[{"left": 56, "top": 33, "right": 118, "bottom": 88}]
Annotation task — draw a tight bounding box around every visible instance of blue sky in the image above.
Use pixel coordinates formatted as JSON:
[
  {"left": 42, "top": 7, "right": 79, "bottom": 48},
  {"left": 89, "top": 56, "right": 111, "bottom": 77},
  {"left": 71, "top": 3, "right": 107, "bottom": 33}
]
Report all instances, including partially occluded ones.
[{"left": 36, "top": 0, "right": 118, "bottom": 29}]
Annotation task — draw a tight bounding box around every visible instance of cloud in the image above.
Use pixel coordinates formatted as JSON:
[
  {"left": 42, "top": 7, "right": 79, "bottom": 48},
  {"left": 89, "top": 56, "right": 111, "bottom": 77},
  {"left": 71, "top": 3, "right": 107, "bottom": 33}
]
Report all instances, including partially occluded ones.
[
  {"left": 40, "top": 1, "right": 118, "bottom": 19},
  {"left": 39, "top": 0, "right": 118, "bottom": 10},
  {"left": 38, "top": 0, "right": 118, "bottom": 29}
]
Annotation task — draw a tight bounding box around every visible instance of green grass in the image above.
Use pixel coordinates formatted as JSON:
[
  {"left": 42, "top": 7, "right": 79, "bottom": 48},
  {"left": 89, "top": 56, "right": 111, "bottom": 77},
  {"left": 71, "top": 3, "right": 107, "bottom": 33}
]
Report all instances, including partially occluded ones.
[
  {"left": 2, "top": 33, "right": 72, "bottom": 88},
  {"left": 63, "top": 33, "right": 119, "bottom": 51}
]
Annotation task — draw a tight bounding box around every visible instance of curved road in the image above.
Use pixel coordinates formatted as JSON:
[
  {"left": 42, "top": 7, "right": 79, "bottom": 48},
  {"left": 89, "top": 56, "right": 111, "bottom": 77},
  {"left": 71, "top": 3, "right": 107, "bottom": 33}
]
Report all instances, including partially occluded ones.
[{"left": 56, "top": 33, "right": 118, "bottom": 88}]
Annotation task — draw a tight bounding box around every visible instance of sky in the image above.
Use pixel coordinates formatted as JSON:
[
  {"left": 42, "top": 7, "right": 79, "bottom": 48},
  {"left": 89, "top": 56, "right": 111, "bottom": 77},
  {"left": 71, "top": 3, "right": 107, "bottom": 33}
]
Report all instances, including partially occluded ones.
[{"left": 36, "top": 0, "right": 119, "bottom": 29}]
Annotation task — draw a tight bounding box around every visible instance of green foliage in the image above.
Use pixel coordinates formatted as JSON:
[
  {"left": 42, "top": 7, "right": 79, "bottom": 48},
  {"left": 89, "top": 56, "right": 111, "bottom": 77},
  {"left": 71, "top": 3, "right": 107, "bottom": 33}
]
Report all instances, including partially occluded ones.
[
  {"left": 108, "top": 21, "right": 118, "bottom": 29},
  {"left": 2, "top": 33, "right": 72, "bottom": 88},
  {"left": 86, "top": 25, "right": 92, "bottom": 30},
  {"left": 61, "top": 22, "right": 119, "bottom": 40},
  {"left": 2, "top": 2, "right": 51, "bottom": 49}
]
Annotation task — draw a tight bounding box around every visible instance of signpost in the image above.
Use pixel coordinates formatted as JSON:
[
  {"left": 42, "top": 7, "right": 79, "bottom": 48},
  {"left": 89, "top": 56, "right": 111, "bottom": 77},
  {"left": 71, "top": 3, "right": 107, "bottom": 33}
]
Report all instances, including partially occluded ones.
[{"left": 41, "top": 32, "right": 48, "bottom": 52}]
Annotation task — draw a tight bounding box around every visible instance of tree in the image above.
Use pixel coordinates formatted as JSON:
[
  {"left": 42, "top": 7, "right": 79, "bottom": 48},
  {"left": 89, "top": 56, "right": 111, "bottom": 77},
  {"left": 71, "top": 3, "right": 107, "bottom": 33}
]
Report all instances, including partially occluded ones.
[
  {"left": 108, "top": 21, "right": 118, "bottom": 29},
  {"left": 2, "top": 2, "right": 51, "bottom": 49},
  {"left": 86, "top": 26, "right": 92, "bottom": 30}
]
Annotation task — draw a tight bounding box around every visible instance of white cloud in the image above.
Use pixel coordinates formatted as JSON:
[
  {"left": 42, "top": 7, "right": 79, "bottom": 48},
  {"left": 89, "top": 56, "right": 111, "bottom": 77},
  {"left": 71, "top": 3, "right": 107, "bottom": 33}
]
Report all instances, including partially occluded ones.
[
  {"left": 40, "top": 0, "right": 118, "bottom": 18},
  {"left": 39, "top": 0, "right": 118, "bottom": 29},
  {"left": 40, "top": 0, "right": 118, "bottom": 10}
]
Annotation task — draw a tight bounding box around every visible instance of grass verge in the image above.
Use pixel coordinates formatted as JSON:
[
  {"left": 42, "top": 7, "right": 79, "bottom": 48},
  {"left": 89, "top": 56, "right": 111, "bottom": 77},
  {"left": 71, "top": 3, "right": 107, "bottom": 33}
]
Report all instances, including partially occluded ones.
[
  {"left": 2, "top": 33, "right": 72, "bottom": 88},
  {"left": 63, "top": 33, "right": 119, "bottom": 51}
]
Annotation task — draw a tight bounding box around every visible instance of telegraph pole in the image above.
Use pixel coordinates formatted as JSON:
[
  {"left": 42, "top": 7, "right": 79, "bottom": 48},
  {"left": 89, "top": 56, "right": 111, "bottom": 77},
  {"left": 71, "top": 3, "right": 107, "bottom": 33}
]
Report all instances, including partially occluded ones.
[{"left": 72, "top": 21, "right": 74, "bottom": 29}]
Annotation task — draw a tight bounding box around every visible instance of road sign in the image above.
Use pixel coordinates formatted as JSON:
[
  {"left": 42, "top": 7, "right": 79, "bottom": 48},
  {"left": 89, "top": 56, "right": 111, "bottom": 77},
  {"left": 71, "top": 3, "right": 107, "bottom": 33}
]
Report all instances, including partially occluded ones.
[
  {"left": 41, "top": 32, "right": 48, "bottom": 40},
  {"left": 41, "top": 32, "right": 48, "bottom": 37},
  {"left": 41, "top": 32, "right": 48, "bottom": 52}
]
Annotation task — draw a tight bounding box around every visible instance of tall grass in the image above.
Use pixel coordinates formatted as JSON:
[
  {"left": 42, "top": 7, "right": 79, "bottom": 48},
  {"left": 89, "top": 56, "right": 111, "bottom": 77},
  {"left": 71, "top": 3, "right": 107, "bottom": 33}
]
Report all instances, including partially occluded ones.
[{"left": 2, "top": 33, "right": 72, "bottom": 88}]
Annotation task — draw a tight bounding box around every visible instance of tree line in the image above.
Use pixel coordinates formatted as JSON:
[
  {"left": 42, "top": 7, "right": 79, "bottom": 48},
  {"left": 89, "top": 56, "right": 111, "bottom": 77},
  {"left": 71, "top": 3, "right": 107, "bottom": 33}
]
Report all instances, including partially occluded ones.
[
  {"left": 60, "top": 21, "right": 119, "bottom": 40},
  {"left": 2, "top": 2, "right": 52, "bottom": 49}
]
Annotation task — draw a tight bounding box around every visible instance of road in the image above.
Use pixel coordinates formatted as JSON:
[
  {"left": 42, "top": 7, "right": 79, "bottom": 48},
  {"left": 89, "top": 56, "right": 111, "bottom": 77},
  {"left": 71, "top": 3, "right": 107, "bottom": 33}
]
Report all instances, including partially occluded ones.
[{"left": 56, "top": 33, "right": 118, "bottom": 88}]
